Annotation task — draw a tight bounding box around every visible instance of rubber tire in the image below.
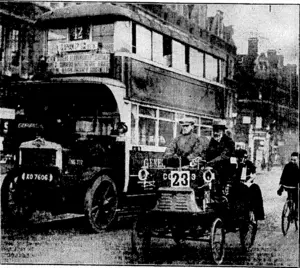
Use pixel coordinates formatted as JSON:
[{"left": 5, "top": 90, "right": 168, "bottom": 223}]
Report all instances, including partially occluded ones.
[
  {"left": 84, "top": 174, "right": 118, "bottom": 233},
  {"left": 210, "top": 218, "right": 225, "bottom": 265},
  {"left": 281, "top": 201, "right": 291, "bottom": 236},
  {"left": 1, "top": 173, "right": 32, "bottom": 226}
]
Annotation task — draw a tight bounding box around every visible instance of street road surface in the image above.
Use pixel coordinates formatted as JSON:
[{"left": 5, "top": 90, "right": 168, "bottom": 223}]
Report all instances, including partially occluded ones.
[{"left": 1, "top": 166, "right": 299, "bottom": 266}]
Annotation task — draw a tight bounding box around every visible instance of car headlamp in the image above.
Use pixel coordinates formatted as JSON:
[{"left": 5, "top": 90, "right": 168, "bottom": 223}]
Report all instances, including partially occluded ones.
[{"left": 202, "top": 168, "right": 215, "bottom": 183}]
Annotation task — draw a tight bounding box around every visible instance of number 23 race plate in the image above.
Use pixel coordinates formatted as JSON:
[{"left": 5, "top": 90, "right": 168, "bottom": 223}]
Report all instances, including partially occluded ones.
[{"left": 170, "top": 171, "right": 190, "bottom": 187}]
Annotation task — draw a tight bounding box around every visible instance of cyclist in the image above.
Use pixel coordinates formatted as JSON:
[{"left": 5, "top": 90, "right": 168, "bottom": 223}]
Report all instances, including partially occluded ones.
[
  {"left": 163, "top": 117, "right": 209, "bottom": 167},
  {"left": 277, "top": 152, "right": 300, "bottom": 220}
]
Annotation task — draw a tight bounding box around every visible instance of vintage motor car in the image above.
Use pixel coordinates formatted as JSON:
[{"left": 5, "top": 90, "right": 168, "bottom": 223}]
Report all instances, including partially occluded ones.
[{"left": 131, "top": 157, "right": 258, "bottom": 265}]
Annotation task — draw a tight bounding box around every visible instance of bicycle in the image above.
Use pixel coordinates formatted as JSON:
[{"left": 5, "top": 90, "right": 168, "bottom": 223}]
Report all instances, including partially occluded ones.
[{"left": 281, "top": 185, "right": 298, "bottom": 236}]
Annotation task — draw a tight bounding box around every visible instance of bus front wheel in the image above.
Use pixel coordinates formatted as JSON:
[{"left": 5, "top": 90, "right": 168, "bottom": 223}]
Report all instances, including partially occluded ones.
[{"left": 84, "top": 174, "right": 118, "bottom": 233}]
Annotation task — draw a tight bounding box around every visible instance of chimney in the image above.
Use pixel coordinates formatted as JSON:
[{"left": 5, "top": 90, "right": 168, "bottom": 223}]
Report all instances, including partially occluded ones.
[{"left": 248, "top": 37, "right": 258, "bottom": 57}]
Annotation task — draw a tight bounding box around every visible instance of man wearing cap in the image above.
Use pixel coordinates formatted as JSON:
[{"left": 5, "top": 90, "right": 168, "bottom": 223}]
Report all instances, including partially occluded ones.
[{"left": 163, "top": 117, "right": 209, "bottom": 167}]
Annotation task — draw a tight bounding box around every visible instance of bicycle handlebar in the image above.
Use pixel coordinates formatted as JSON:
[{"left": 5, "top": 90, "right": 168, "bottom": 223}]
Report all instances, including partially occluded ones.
[{"left": 282, "top": 185, "right": 298, "bottom": 189}]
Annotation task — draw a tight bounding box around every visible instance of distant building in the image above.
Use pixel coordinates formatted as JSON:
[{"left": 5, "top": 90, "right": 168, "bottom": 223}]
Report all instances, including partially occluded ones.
[{"left": 235, "top": 37, "right": 299, "bottom": 169}]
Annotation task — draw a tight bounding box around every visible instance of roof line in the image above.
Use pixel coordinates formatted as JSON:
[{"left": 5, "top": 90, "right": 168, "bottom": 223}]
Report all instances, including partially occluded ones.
[{"left": 0, "top": 9, "right": 36, "bottom": 24}]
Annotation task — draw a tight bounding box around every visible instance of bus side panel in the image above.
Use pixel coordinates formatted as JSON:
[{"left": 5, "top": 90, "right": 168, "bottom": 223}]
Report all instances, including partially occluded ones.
[{"left": 128, "top": 150, "right": 164, "bottom": 194}]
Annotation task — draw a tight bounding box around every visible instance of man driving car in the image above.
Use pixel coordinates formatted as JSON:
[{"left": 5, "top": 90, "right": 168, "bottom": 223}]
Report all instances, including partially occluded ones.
[{"left": 163, "top": 117, "right": 208, "bottom": 167}]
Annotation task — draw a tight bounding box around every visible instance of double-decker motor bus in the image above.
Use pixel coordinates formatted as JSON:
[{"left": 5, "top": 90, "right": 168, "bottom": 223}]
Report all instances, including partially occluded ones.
[{"left": 1, "top": 3, "right": 237, "bottom": 232}]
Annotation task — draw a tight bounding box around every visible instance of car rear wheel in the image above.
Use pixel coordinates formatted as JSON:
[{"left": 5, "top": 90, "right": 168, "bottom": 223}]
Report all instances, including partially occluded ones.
[{"left": 211, "top": 218, "right": 225, "bottom": 265}]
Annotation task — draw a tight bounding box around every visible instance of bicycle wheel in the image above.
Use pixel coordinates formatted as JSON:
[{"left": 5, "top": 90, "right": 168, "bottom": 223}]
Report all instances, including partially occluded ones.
[
  {"left": 291, "top": 202, "right": 298, "bottom": 231},
  {"left": 281, "top": 201, "right": 291, "bottom": 236}
]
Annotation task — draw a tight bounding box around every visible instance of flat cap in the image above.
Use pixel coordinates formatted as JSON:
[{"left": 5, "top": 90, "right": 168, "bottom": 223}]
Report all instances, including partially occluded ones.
[{"left": 179, "top": 117, "right": 195, "bottom": 125}]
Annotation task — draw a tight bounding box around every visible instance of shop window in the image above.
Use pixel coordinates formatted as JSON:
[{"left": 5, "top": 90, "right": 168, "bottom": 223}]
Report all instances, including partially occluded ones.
[
  {"left": 205, "top": 54, "right": 218, "bottom": 81},
  {"left": 163, "top": 35, "right": 172, "bottom": 67},
  {"left": 190, "top": 47, "right": 204, "bottom": 77},
  {"left": 69, "top": 25, "right": 90, "bottom": 41},
  {"left": 92, "top": 24, "right": 114, "bottom": 53},
  {"left": 136, "top": 24, "right": 151, "bottom": 60}
]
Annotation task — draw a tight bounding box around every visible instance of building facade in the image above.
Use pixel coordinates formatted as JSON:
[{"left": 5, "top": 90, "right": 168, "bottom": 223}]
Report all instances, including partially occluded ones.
[
  {"left": 235, "top": 37, "right": 299, "bottom": 169},
  {"left": 0, "top": 2, "right": 49, "bottom": 159}
]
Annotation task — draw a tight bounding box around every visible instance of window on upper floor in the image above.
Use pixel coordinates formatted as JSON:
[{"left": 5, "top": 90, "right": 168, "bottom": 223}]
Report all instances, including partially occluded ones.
[
  {"left": 152, "top": 31, "right": 164, "bottom": 65},
  {"left": 205, "top": 54, "right": 218, "bottom": 81},
  {"left": 11, "top": 29, "right": 20, "bottom": 66},
  {"left": 189, "top": 47, "right": 204, "bottom": 78},
  {"left": 92, "top": 24, "right": 114, "bottom": 53},
  {"left": 219, "top": 59, "right": 225, "bottom": 83},
  {"left": 163, "top": 35, "right": 172, "bottom": 67},
  {"left": 172, "top": 40, "right": 185, "bottom": 71},
  {"left": 227, "top": 58, "right": 234, "bottom": 79},
  {"left": 0, "top": 25, "right": 3, "bottom": 63},
  {"left": 136, "top": 24, "right": 151, "bottom": 60}
]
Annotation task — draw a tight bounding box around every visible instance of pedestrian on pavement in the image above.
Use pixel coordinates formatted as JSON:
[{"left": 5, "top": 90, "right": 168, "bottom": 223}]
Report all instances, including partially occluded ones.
[{"left": 163, "top": 117, "right": 209, "bottom": 167}]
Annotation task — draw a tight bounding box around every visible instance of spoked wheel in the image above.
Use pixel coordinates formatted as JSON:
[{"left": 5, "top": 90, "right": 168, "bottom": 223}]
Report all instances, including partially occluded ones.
[
  {"left": 84, "top": 175, "right": 118, "bottom": 232},
  {"left": 131, "top": 213, "right": 151, "bottom": 262},
  {"left": 290, "top": 201, "right": 298, "bottom": 232},
  {"left": 240, "top": 210, "right": 257, "bottom": 252},
  {"left": 1, "top": 174, "right": 32, "bottom": 226},
  {"left": 281, "top": 201, "right": 291, "bottom": 236},
  {"left": 210, "top": 218, "right": 225, "bottom": 265}
]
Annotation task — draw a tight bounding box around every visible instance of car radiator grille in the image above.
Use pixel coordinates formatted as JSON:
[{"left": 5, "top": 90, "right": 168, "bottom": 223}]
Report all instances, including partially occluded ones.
[
  {"left": 155, "top": 192, "right": 189, "bottom": 212},
  {"left": 21, "top": 148, "right": 56, "bottom": 167}
]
